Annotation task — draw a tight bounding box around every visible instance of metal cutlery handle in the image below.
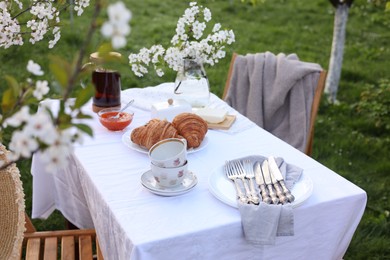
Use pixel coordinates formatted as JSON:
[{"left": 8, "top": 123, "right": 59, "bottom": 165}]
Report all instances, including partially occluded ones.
[
  {"left": 273, "top": 183, "right": 289, "bottom": 204},
  {"left": 259, "top": 184, "right": 272, "bottom": 204},
  {"left": 267, "top": 184, "right": 279, "bottom": 205},
  {"left": 248, "top": 178, "right": 260, "bottom": 205},
  {"left": 279, "top": 180, "right": 295, "bottom": 202},
  {"left": 233, "top": 179, "right": 248, "bottom": 204},
  {"left": 240, "top": 177, "right": 254, "bottom": 203}
]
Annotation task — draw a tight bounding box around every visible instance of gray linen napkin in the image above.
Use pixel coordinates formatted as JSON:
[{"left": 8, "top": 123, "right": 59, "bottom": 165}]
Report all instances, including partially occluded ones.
[{"left": 236, "top": 155, "right": 302, "bottom": 245}]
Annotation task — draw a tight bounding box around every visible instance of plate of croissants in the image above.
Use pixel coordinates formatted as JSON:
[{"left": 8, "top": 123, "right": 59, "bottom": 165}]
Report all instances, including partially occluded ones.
[{"left": 122, "top": 113, "right": 209, "bottom": 154}]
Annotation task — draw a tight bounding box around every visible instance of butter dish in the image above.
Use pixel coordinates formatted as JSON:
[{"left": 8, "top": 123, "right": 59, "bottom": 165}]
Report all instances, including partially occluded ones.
[
  {"left": 194, "top": 107, "right": 228, "bottom": 124},
  {"left": 151, "top": 99, "right": 192, "bottom": 121}
]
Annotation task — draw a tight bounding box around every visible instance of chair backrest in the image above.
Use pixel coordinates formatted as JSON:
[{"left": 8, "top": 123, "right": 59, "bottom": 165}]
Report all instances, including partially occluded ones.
[
  {"left": 0, "top": 144, "right": 25, "bottom": 260},
  {"left": 223, "top": 52, "right": 326, "bottom": 156}
]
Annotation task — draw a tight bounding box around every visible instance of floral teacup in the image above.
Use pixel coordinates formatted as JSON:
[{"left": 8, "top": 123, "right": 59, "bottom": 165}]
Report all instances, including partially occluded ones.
[
  {"left": 148, "top": 138, "right": 187, "bottom": 168},
  {"left": 150, "top": 161, "right": 188, "bottom": 188}
]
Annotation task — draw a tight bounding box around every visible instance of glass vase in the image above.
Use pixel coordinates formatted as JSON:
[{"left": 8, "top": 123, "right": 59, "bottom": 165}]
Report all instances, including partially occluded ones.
[{"left": 174, "top": 58, "right": 210, "bottom": 108}]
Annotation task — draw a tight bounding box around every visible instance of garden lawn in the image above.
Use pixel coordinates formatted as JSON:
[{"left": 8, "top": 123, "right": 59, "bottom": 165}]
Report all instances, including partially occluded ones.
[{"left": 0, "top": 0, "right": 389, "bottom": 259}]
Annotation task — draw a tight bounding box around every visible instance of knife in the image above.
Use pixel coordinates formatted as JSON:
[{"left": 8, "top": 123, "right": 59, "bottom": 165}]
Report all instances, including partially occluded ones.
[
  {"left": 268, "top": 163, "right": 289, "bottom": 205},
  {"left": 261, "top": 160, "right": 279, "bottom": 205},
  {"left": 254, "top": 162, "right": 271, "bottom": 204},
  {"left": 268, "top": 156, "right": 295, "bottom": 202}
]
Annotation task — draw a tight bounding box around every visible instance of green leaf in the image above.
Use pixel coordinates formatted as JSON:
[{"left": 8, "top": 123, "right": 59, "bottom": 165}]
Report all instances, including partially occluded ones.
[
  {"left": 97, "top": 43, "right": 113, "bottom": 56},
  {"left": 75, "top": 113, "right": 93, "bottom": 119},
  {"left": 73, "top": 123, "right": 93, "bottom": 137},
  {"left": 57, "top": 112, "right": 72, "bottom": 126},
  {"left": 49, "top": 56, "right": 70, "bottom": 91},
  {"left": 386, "top": 2, "right": 390, "bottom": 12},
  {"left": 4, "top": 75, "right": 20, "bottom": 96},
  {"left": 1, "top": 88, "right": 17, "bottom": 114},
  {"left": 74, "top": 83, "right": 94, "bottom": 109}
]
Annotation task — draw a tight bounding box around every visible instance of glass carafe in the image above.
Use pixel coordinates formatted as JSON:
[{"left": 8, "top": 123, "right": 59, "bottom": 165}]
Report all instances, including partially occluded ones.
[
  {"left": 90, "top": 52, "right": 122, "bottom": 113},
  {"left": 174, "top": 58, "right": 210, "bottom": 108}
]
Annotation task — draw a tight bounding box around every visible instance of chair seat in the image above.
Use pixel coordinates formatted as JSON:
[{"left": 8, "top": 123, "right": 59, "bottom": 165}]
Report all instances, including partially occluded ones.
[{"left": 22, "top": 229, "right": 103, "bottom": 260}]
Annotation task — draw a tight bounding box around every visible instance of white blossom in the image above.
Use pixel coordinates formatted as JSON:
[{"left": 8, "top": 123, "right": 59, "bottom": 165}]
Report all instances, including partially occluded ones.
[
  {"left": 203, "top": 8, "right": 211, "bottom": 22},
  {"left": 74, "top": 0, "right": 90, "bottom": 16},
  {"left": 0, "top": 0, "right": 88, "bottom": 49},
  {"left": 49, "top": 26, "right": 61, "bottom": 49},
  {"left": 0, "top": 3, "right": 23, "bottom": 48},
  {"left": 213, "top": 23, "right": 221, "bottom": 33},
  {"left": 128, "top": 2, "right": 235, "bottom": 77},
  {"left": 33, "top": 80, "right": 49, "bottom": 100},
  {"left": 101, "top": 1, "right": 132, "bottom": 49},
  {"left": 3, "top": 106, "right": 30, "bottom": 128},
  {"left": 27, "top": 60, "right": 44, "bottom": 76},
  {"left": 9, "top": 130, "right": 39, "bottom": 158},
  {"left": 24, "top": 111, "right": 57, "bottom": 144},
  {"left": 39, "top": 145, "right": 69, "bottom": 172}
]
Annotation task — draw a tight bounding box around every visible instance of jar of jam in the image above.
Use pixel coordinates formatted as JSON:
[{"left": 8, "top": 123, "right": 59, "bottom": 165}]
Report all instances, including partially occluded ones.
[{"left": 89, "top": 52, "right": 122, "bottom": 113}]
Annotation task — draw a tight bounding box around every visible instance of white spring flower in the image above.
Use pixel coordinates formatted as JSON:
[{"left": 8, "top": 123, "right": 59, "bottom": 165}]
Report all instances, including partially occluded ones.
[
  {"left": 49, "top": 26, "right": 61, "bottom": 49},
  {"left": 30, "top": 2, "right": 56, "bottom": 20},
  {"left": 25, "top": 111, "right": 58, "bottom": 144},
  {"left": 192, "top": 21, "right": 206, "bottom": 39},
  {"left": 0, "top": 4, "right": 23, "bottom": 48},
  {"left": 9, "top": 130, "right": 39, "bottom": 158},
  {"left": 33, "top": 80, "right": 50, "bottom": 100},
  {"left": 40, "top": 144, "right": 70, "bottom": 172},
  {"left": 111, "top": 35, "right": 127, "bottom": 49},
  {"left": 2, "top": 106, "right": 30, "bottom": 128},
  {"left": 155, "top": 68, "right": 164, "bottom": 77},
  {"left": 101, "top": 1, "right": 132, "bottom": 49},
  {"left": 74, "top": 0, "right": 90, "bottom": 16},
  {"left": 212, "top": 23, "right": 221, "bottom": 33},
  {"left": 13, "top": 0, "right": 23, "bottom": 9},
  {"left": 27, "top": 60, "right": 44, "bottom": 76},
  {"left": 203, "top": 8, "right": 211, "bottom": 22}
]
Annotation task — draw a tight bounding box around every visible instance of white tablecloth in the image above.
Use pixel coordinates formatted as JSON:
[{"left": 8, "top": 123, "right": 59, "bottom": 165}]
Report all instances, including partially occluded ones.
[{"left": 32, "top": 83, "right": 367, "bottom": 260}]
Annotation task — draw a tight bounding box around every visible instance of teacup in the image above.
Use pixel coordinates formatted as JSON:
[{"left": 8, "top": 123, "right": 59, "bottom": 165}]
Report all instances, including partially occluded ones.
[
  {"left": 150, "top": 160, "right": 188, "bottom": 188},
  {"left": 148, "top": 138, "right": 187, "bottom": 168}
]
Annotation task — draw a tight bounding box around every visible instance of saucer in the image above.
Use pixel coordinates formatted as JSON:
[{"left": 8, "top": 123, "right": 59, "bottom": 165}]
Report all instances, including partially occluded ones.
[{"left": 141, "top": 170, "right": 198, "bottom": 196}]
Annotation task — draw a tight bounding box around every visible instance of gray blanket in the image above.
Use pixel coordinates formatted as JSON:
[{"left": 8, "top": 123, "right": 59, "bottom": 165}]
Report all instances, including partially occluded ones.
[{"left": 225, "top": 52, "right": 322, "bottom": 152}]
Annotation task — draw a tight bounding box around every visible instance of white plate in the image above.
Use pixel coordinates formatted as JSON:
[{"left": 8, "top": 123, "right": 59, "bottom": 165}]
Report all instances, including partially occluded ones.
[
  {"left": 122, "top": 129, "right": 209, "bottom": 154},
  {"left": 208, "top": 165, "right": 313, "bottom": 208},
  {"left": 141, "top": 170, "right": 198, "bottom": 196}
]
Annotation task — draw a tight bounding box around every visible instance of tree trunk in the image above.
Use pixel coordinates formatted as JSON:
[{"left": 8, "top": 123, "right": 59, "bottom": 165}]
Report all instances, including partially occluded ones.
[{"left": 325, "top": 3, "right": 350, "bottom": 103}]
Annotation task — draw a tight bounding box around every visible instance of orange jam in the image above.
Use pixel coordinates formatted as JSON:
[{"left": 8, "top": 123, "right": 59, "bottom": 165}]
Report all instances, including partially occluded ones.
[{"left": 99, "top": 111, "right": 133, "bottom": 131}]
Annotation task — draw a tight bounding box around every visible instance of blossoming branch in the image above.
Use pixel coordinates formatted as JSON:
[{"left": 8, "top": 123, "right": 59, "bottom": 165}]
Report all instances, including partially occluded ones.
[
  {"left": 128, "top": 2, "right": 235, "bottom": 77},
  {"left": 0, "top": 0, "right": 90, "bottom": 49}
]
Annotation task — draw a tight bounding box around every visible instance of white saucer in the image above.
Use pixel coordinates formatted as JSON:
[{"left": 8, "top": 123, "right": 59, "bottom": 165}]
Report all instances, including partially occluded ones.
[
  {"left": 141, "top": 170, "right": 198, "bottom": 196},
  {"left": 122, "top": 129, "right": 209, "bottom": 154}
]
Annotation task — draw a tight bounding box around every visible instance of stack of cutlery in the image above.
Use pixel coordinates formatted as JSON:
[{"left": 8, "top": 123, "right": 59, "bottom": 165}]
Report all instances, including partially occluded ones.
[{"left": 225, "top": 156, "right": 294, "bottom": 205}]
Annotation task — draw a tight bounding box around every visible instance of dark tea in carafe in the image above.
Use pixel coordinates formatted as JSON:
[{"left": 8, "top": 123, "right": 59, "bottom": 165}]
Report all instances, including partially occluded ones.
[
  {"left": 90, "top": 52, "right": 122, "bottom": 113},
  {"left": 92, "top": 70, "right": 121, "bottom": 108}
]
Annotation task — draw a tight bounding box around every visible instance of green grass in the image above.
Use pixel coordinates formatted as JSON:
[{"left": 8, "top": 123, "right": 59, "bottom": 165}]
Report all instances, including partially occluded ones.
[{"left": 1, "top": 0, "right": 389, "bottom": 258}]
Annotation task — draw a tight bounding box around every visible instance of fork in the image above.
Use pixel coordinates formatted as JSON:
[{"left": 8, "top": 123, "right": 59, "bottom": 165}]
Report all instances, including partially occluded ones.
[
  {"left": 225, "top": 162, "right": 248, "bottom": 204},
  {"left": 231, "top": 160, "right": 257, "bottom": 205},
  {"left": 243, "top": 160, "right": 260, "bottom": 205}
]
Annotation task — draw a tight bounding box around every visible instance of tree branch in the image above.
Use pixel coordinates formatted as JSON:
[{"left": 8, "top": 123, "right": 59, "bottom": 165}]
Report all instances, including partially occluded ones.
[{"left": 62, "top": 0, "right": 101, "bottom": 103}]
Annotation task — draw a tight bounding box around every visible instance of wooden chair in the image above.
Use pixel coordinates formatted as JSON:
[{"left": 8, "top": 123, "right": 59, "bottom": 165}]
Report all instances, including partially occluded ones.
[
  {"left": 223, "top": 53, "right": 327, "bottom": 156},
  {"left": 0, "top": 144, "right": 104, "bottom": 260}
]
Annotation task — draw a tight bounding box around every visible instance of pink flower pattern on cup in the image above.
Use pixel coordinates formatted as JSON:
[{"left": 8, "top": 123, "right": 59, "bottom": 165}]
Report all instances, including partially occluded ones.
[{"left": 173, "top": 158, "right": 181, "bottom": 167}]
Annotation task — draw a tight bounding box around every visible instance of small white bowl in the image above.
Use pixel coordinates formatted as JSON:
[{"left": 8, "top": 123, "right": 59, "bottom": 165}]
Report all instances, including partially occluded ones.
[
  {"left": 150, "top": 161, "right": 188, "bottom": 188},
  {"left": 148, "top": 138, "right": 187, "bottom": 168}
]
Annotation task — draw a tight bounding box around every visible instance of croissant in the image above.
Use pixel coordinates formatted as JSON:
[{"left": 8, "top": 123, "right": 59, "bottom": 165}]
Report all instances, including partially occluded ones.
[
  {"left": 130, "top": 119, "right": 181, "bottom": 150},
  {"left": 172, "top": 113, "right": 208, "bottom": 149}
]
